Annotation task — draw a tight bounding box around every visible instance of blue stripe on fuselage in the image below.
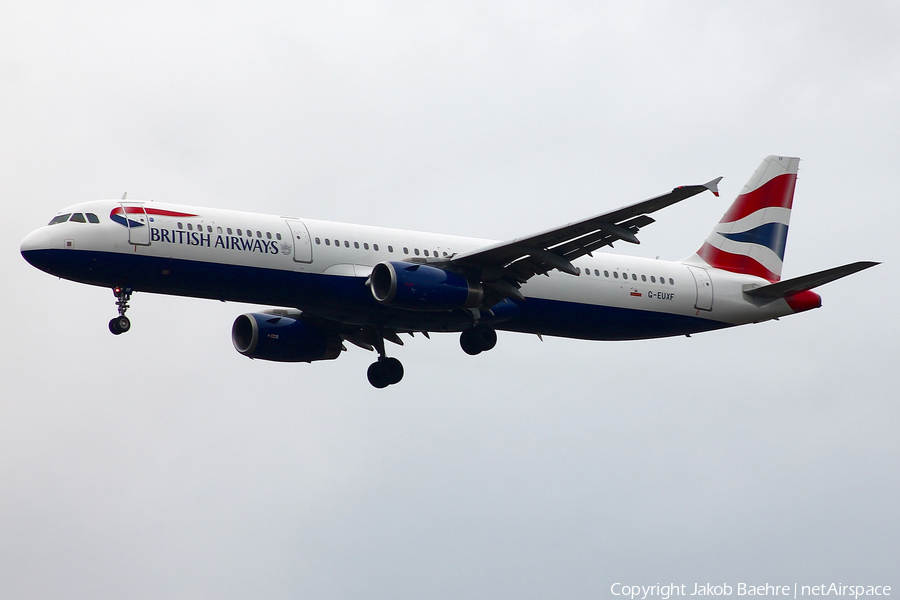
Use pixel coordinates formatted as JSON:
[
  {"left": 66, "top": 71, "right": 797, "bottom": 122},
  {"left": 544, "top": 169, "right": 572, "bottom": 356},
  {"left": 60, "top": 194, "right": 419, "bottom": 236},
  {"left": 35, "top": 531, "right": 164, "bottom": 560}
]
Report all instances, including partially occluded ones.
[
  {"left": 21, "top": 248, "right": 729, "bottom": 340},
  {"left": 505, "top": 297, "right": 730, "bottom": 340}
]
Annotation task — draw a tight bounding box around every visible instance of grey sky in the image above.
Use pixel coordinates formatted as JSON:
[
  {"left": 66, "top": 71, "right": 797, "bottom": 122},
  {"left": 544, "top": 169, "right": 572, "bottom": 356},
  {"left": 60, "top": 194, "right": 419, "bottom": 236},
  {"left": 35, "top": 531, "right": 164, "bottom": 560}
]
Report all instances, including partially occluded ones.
[{"left": 1, "top": 1, "right": 898, "bottom": 598}]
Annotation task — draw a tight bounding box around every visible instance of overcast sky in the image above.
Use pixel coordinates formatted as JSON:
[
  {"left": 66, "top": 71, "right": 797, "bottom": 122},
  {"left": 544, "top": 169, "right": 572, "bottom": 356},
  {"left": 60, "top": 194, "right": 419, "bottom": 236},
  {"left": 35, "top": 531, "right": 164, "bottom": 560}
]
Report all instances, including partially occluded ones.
[{"left": 1, "top": 1, "right": 898, "bottom": 598}]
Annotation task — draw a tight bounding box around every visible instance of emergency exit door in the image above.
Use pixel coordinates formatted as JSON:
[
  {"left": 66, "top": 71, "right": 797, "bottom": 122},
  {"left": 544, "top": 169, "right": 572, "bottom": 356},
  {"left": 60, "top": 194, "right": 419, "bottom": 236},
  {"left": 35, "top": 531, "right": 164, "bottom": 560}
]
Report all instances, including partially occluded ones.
[
  {"left": 687, "top": 266, "right": 714, "bottom": 311},
  {"left": 285, "top": 220, "right": 313, "bottom": 263},
  {"left": 119, "top": 202, "right": 150, "bottom": 246}
]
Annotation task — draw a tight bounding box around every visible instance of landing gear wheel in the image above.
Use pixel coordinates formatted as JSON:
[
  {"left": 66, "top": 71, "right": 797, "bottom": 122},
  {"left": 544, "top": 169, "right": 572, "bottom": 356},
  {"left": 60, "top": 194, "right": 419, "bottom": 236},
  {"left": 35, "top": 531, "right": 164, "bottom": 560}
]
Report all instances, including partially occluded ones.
[
  {"left": 367, "top": 357, "right": 404, "bottom": 388},
  {"left": 381, "top": 357, "right": 404, "bottom": 385},
  {"left": 460, "top": 331, "right": 482, "bottom": 355},
  {"left": 367, "top": 361, "right": 390, "bottom": 389},
  {"left": 109, "top": 316, "right": 131, "bottom": 335},
  {"left": 460, "top": 325, "right": 497, "bottom": 355},
  {"left": 110, "top": 286, "right": 133, "bottom": 335},
  {"left": 475, "top": 325, "right": 497, "bottom": 352}
]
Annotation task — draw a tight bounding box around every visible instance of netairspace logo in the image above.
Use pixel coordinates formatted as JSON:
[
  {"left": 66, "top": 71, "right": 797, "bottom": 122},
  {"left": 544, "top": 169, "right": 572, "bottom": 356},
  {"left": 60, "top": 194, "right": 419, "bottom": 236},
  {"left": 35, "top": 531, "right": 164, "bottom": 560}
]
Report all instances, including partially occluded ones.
[{"left": 610, "top": 583, "right": 891, "bottom": 600}]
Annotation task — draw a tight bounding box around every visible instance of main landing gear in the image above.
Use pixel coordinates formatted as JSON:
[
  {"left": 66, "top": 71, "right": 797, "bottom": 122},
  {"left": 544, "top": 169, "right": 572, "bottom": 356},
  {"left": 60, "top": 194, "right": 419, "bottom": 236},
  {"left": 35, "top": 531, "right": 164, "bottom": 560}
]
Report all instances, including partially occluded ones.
[
  {"left": 367, "top": 357, "right": 404, "bottom": 389},
  {"left": 366, "top": 328, "right": 404, "bottom": 389},
  {"left": 109, "top": 286, "right": 132, "bottom": 335},
  {"left": 459, "top": 324, "right": 497, "bottom": 355}
]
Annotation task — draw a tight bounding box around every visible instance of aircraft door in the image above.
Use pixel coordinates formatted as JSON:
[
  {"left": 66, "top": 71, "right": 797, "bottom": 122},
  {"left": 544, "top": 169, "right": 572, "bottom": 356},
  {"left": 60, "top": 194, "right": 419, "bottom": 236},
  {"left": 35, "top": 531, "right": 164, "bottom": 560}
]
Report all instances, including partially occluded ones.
[
  {"left": 120, "top": 202, "right": 151, "bottom": 246},
  {"left": 687, "top": 266, "right": 713, "bottom": 311},
  {"left": 286, "top": 220, "right": 313, "bottom": 263}
]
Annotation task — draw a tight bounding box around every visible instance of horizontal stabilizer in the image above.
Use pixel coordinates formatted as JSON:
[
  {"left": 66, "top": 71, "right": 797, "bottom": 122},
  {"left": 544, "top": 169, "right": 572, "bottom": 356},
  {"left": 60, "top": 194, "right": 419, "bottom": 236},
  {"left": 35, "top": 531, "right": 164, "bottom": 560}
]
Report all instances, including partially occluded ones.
[{"left": 744, "top": 261, "right": 879, "bottom": 299}]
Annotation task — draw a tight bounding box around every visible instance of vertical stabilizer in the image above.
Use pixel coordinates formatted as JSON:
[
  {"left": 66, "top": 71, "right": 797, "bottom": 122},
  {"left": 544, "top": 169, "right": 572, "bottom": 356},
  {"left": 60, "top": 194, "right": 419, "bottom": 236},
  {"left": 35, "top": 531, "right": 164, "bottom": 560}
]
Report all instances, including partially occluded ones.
[{"left": 690, "top": 155, "right": 799, "bottom": 282}]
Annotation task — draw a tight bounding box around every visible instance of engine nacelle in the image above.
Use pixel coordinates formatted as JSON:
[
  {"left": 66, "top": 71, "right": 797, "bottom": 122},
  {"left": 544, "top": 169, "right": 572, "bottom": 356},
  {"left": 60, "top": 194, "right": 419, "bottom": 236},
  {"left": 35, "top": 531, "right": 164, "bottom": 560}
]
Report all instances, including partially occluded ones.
[
  {"left": 370, "top": 261, "right": 483, "bottom": 311},
  {"left": 232, "top": 313, "right": 342, "bottom": 362}
]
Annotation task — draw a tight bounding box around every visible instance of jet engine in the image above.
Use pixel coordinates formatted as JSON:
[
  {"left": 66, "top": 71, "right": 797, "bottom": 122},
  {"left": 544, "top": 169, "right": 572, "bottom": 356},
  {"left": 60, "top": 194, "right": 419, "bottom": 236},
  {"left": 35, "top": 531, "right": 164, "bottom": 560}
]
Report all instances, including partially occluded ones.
[
  {"left": 232, "top": 313, "right": 342, "bottom": 362},
  {"left": 370, "top": 261, "right": 483, "bottom": 311}
]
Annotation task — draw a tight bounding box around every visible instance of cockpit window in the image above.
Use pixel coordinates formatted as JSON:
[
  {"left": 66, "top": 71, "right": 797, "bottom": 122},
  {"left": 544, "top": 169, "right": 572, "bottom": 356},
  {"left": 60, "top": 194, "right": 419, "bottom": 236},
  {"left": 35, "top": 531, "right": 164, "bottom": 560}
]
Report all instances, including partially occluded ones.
[
  {"left": 86, "top": 213, "right": 99, "bottom": 223},
  {"left": 69, "top": 213, "right": 86, "bottom": 223},
  {"left": 48, "top": 214, "right": 71, "bottom": 225}
]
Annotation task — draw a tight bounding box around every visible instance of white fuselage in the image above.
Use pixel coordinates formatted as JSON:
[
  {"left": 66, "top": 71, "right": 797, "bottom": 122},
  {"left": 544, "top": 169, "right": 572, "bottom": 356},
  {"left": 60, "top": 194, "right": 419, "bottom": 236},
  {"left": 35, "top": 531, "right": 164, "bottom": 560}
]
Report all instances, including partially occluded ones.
[{"left": 21, "top": 199, "right": 803, "bottom": 341}]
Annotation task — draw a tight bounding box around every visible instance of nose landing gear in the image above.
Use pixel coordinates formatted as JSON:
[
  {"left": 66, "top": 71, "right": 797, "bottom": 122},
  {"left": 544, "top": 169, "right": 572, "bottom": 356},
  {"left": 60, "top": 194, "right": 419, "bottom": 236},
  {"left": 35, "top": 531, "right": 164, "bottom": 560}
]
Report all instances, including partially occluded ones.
[{"left": 109, "top": 286, "right": 132, "bottom": 335}]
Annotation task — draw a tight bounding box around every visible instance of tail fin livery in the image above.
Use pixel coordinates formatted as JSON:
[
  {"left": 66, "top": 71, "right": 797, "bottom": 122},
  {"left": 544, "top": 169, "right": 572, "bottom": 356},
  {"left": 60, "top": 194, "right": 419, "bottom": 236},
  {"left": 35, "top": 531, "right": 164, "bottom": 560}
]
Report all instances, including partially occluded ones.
[{"left": 692, "top": 155, "right": 800, "bottom": 282}]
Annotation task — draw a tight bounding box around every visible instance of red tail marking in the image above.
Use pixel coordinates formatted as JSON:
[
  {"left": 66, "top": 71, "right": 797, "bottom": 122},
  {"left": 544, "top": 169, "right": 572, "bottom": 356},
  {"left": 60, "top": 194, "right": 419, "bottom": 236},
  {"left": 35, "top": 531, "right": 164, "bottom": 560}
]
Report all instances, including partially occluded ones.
[
  {"left": 696, "top": 243, "right": 781, "bottom": 282},
  {"left": 720, "top": 173, "right": 797, "bottom": 223}
]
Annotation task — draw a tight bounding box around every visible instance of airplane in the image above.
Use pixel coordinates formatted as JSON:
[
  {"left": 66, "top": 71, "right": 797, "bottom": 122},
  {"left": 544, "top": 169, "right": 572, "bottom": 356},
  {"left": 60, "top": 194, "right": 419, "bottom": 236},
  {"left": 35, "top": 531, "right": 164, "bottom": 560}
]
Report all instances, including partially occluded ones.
[{"left": 20, "top": 155, "right": 877, "bottom": 388}]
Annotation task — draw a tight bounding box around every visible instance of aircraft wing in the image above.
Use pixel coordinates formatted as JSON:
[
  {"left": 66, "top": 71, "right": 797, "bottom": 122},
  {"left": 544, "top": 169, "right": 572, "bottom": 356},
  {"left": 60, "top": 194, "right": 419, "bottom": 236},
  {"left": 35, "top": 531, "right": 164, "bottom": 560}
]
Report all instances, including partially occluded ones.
[{"left": 443, "top": 177, "right": 722, "bottom": 304}]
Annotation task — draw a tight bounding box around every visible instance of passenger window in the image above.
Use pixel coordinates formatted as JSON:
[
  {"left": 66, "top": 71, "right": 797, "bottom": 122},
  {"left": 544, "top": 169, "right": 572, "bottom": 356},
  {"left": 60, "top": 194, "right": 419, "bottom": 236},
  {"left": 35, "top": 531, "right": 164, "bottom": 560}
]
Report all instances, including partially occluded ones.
[
  {"left": 641, "top": 275, "right": 646, "bottom": 282},
  {"left": 325, "top": 239, "right": 331, "bottom": 246},
  {"left": 354, "top": 242, "right": 359, "bottom": 249},
  {"left": 414, "top": 248, "right": 420, "bottom": 256},
  {"left": 179, "top": 222, "right": 184, "bottom": 230},
  {"left": 651, "top": 276, "right": 656, "bottom": 283},
  {"left": 632, "top": 274, "right": 637, "bottom": 281},
  {"left": 344, "top": 241, "right": 349, "bottom": 248},
  {"left": 433, "top": 250, "right": 438, "bottom": 257},
  {"left": 86, "top": 213, "right": 100, "bottom": 223},
  {"left": 659, "top": 277, "right": 665, "bottom": 284},
  {"left": 424, "top": 249, "right": 429, "bottom": 257},
  {"left": 217, "top": 226, "right": 223, "bottom": 234},
  {"left": 188, "top": 223, "right": 193, "bottom": 230},
  {"left": 315, "top": 238, "right": 321, "bottom": 244},
  {"left": 604, "top": 270, "right": 609, "bottom": 277},
  {"left": 613, "top": 271, "right": 619, "bottom": 278},
  {"left": 48, "top": 214, "right": 71, "bottom": 225},
  {"left": 69, "top": 213, "right": 86, "bottom": 223},
  {"left": 364, "top": 243, "right": 369, "bottom": 250},
  {"left": 246, "top": 229, "right": 252, "bottom": 237},
  {"left": 374, "top": 244, "right": 380, "bottom": 251},
  {"left": 266, "top": 232, "right": 272, "bottom": 239},
  {"left": 403, "top": 247, "right": 409, "bottom": 254},
  {"left": 276, "top": 233, "right": 282, "bottom": 241},
  {"left": 575, "top": 267, "right": 581, "bottom": 274},
  {"left": 669, "top": 278, "right": 674, "bottom": 285},
  {"left": 236, "top": 228, "right": 242, "bottom": 235},
  {"left": 257, "top": 231, "right": 262, "bottom": 238}
]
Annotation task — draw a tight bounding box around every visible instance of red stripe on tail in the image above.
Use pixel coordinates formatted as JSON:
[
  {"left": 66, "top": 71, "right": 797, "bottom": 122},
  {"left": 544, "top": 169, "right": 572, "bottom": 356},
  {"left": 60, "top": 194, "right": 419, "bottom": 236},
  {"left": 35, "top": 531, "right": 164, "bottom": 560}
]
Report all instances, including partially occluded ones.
[
  {"left": 720, "top": 173, "right": 797, "bottom": 223},
  {"left": 696, "top": 242, "right": 781, "bottom": 282}
]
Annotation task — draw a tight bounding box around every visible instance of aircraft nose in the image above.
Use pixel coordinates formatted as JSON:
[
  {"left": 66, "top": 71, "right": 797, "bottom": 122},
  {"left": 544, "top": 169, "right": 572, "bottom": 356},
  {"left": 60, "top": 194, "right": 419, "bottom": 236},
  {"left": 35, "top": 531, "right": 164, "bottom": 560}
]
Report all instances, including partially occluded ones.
[
  {"left": 20, "top": 227, "right": 56, "bottom": 269},
  {"left": 21, "top": 227, "right": 51, "bottom": 253}
]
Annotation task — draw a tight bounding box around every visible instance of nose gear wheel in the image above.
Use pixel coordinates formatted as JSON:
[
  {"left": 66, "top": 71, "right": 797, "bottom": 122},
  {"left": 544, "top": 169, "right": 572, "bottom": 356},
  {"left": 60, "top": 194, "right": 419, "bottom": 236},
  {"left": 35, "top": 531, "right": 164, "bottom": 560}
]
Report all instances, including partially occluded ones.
[{"left": 109, "top": 287, "right": 133, "bottom": 335}]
